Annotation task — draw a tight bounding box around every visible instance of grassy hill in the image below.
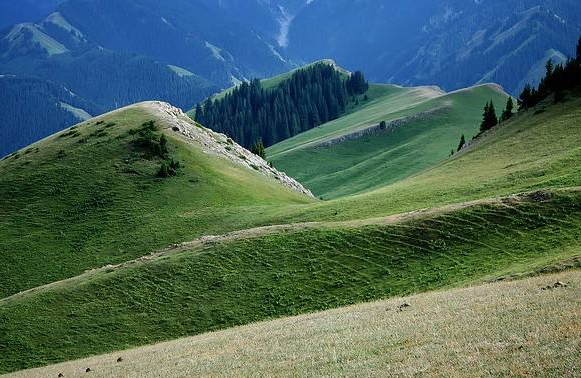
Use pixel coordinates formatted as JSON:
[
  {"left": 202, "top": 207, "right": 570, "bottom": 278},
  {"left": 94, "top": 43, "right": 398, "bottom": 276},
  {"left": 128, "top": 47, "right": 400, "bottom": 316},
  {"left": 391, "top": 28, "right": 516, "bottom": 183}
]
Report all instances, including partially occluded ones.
[
  {"left": 267, "top": 92, "right": 581, "bottom": 224},
  {"left": 5, "top": 270, "right": 579, "bottom": 378},
  {"left": 2, "top": 65, "right": 581, "bottom": 374},
  {"left": 1, "top": 188, "right": 581, "bottom": 373},
  {"left": 0, "top": 102, "right": 313, "bottom": 298},
  {"left": 268, "top": 83, "right": 509, "bottom": 198}
]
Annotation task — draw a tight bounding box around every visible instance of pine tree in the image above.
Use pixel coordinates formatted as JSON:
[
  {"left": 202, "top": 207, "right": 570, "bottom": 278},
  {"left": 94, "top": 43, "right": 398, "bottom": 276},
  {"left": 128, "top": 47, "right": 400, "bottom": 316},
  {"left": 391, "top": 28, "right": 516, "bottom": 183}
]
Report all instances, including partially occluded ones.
[
  {"left": 501, "top": 97, "right": 514, "bottom": 122},
  {"left": 480, "top": 101, "right": 498, "bottom": 132},
  {"left": 480, "top": 102, "right": 490, "bottom": 132},
  {"left": 159, "top": 133, "right": 168, "bottom": 156},
  {"left": 518, "top": 85, "right": 532, "bottom": 110},
  {"left": 487, "top": 101, "right": 498, "bottom": 128},
  {"left": 194, "top": 103, "right": 203, "bottom": 123},
  {"left": 457, "top": 134, "right": 466, "bottom": 152},
  {"left": 251, "top": 138, "right": 266, "bottom": 159},
  {"left": 577, "top": 35, "right": 581, "bottom": 62},
  {"left": 545, "top": 59, "right": 554, "bottom": 78}
]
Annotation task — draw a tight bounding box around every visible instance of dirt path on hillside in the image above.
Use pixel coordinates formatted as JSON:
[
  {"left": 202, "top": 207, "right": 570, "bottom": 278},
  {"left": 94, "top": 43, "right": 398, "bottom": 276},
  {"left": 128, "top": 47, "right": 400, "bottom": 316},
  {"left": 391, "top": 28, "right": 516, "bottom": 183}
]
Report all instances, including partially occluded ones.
[{"left": 1, "top": 188, "right": 577, "bottom": 306}]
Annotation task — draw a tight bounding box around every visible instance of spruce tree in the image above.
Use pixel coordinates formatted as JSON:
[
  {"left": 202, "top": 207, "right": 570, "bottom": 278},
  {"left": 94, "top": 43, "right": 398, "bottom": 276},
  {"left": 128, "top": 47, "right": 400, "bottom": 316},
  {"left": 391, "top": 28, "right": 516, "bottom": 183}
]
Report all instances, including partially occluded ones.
[
  {"left": 251, "top": 138, "right": 266, "bottom": 159},
  {"left": 545, "top": 59, "right": 554, "bottom": 78},
  {"left": 487, "top": 101, "right": 498, "bottom": 128},
  {"left": 480, "top": 101, "right": 498, "bottom": 132},
  {"left": 480, "top": 102, "right": 490, "bottom": 132},
  {"left": 457, "top": 134, "right": 466, "bottom": 152},
  {"left": 194, "top": 103, "right": 203, "bottom": 123},
  {"left": 577, "top": 35, "right": 581, "bottom": 62},
  {"left": 501, "top": 97, "right": 514, "bottom": 122},
  {"left": 518, "top": 85, "right": 532, "bottom": 110}
]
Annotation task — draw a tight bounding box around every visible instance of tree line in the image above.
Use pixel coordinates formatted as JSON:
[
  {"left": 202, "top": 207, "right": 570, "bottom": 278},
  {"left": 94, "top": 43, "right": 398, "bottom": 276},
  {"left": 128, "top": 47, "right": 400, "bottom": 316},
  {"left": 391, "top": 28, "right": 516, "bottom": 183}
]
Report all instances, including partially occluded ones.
[
  {"left": 518, "top": 36, "right": 581, "bottom": 109},
  {"left": 194, "top": 63, "right": 369, "bottom": 148},
  {"left": 456, "top": 35, "right": 581, "bottom": 155}
]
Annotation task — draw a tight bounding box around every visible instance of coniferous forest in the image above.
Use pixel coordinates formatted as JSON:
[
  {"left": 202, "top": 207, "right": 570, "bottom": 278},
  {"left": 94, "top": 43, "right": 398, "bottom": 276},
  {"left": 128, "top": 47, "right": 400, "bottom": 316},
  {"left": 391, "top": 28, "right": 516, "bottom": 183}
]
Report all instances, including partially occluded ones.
[
  {"left": 518, "top": 37, "right": 581, "bottom": 109},
  {"left": 194, "top": 63, "right": 369, "bottom": 148}
]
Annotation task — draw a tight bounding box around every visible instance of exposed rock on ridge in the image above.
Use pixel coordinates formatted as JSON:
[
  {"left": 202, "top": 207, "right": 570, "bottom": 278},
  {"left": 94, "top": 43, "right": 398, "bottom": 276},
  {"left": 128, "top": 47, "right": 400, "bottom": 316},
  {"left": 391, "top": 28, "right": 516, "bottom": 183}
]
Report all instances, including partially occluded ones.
[{"left": 141, "top": 101, "right": 314, "bottom": 197}]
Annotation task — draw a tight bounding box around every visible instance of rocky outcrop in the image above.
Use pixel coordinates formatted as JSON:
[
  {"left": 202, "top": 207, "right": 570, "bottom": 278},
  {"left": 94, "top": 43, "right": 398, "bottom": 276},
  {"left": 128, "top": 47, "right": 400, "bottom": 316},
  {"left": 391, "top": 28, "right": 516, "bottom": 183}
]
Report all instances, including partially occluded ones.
[
  {"left": 141, "top": 101, "right": 314, "bottom": 198},
  {"left": 315, "top": 106, "right": 446, "bottom": 148}
]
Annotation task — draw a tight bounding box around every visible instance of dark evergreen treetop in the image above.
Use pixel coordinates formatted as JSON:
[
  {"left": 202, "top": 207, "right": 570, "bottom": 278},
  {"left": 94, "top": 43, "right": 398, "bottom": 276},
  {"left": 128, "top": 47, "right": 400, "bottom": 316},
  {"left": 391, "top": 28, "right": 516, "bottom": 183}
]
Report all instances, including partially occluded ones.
[
  {"left": 480, "top": 101, "right": 498, "bottom": 133},
  {"left": 194, "top": 63, "right": 368, "bottom": 148},
  {"left": 457, "top": 134, "right": 466, "bottom": 152},
  {"left": 501, "top": 97, "right": 514, "bottom": 122},
  {"left": 251, "top": 138, "right": 266, "bottom": 159},
  {"left": 518, "top": 34, "right": 581, "bottom": 110}
]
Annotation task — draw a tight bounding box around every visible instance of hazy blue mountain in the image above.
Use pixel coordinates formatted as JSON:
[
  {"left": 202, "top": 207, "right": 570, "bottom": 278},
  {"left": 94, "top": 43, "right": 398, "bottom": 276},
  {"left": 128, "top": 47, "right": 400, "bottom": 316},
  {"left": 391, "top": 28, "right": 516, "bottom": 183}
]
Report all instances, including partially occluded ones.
[
  {"left": 0, "top": 74, "right": 97, "bottom": 157},
  {"left": 287, "top": 0, "right": 581, "bottom": 94},
  {"left": 54, "top": 0, "right": 293, "bottom": 86},
  {"left": 0, "top": 0, "right": 61, "bottom": 30},
  {"left": 2, "top": 0, "right": 581, "bottom": 157},
  {"left": 0, "top": 0, "right": 294, "bottom": 156}
]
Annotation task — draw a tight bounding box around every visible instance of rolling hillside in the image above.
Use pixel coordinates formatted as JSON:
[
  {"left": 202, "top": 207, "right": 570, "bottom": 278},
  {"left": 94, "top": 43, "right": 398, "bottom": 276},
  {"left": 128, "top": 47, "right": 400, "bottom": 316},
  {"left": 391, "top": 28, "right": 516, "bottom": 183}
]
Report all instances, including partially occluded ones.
[
  {"left": 2, "top": 47, "right": 581, "bottom": 376},
  {"left": 268, "top": 91, "right": 581, "bottom": 225},
  {"left": 268, "top": 83, "right": 509, "bottom": 198},
  {"left": 2, "top": 90, "right": 581, "bottom": 372},
  {"left": 5, "top": 270, "right": 579, "bottom": 378},
  {"left": 0, "top": 101, "right": 313, "bottom": 298},
  {"left": 1, "top": 188, "right": 581, "bottom": 373}
]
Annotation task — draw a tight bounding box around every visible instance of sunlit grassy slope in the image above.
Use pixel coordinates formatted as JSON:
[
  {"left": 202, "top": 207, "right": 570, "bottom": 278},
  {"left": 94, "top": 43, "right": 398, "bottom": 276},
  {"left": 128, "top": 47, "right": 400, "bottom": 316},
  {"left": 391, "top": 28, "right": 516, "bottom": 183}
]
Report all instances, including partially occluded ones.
[
  {"left": 267, "top": 93, "right": 581, "bottom": 223},
  {"left": 0, "top": 103, "right": 312, "bottom": 298},
  {"left": 6, "top": 270, "right": 579, "bottom": 378},
  {"left": 2, "top": 69, "right": 581, "bottom": 375},
  {"left": 268, "top": 83, "right": 509, "bottom": 198},
  {"left": 2, "top": 88, "right": 580, "bottom": 302},
  {"left": 1, "top": 188, "right": 581, "bottom": 373}
]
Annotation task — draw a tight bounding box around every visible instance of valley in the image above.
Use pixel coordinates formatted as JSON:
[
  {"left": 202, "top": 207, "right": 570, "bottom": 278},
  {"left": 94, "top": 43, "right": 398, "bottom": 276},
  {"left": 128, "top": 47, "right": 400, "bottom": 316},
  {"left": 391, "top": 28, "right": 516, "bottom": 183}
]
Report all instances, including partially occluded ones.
[
  {"left": 268, "top": 83, "right": 508, "bottom": 198},
  {"left": 1, "top": 6, "right": 581, "bottom": 376},
  {"left": 1, "top": 62, "right": 581, "bottom": 374}
]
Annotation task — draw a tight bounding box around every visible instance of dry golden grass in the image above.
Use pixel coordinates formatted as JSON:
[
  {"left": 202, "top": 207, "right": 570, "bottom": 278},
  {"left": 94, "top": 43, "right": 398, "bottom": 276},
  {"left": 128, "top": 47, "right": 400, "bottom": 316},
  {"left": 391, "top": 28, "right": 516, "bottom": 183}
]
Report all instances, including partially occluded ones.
[{"left": 5, "top": 271, "right": 580, "bottom": 378}]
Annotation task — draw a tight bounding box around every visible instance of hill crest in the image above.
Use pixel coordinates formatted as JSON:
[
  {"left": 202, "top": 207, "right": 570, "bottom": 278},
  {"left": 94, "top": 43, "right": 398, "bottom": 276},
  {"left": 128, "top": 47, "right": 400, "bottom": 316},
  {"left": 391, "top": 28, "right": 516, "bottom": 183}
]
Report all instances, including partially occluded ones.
[{"left": 138, "top": 101, "right": 313, "bottom": 197}]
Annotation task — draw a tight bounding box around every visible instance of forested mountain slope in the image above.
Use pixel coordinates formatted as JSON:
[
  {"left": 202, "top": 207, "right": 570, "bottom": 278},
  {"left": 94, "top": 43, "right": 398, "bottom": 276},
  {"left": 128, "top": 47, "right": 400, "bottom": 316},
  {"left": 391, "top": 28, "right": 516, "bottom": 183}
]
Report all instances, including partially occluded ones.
[{"left": 287, "top": 0, "right": 581, "bottom": 95}]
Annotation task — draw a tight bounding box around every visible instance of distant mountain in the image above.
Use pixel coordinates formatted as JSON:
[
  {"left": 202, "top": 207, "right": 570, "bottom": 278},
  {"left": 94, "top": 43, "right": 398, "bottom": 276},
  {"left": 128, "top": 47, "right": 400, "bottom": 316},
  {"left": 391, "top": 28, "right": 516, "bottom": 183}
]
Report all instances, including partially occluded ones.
[
  {"left": 287, "top": 0, "right": 581, "bottom": 94},
  {"left": 0, "top": 0, "right": 61, "bottom": 30},
  {"left": 0, "top": 74, "right": 96, "bottom": 157},
  {"left": 2, "top": 0, "right": 581, "bottom": 157},
  {"left": 0, "top": 0, "right": 299, "bottom": 156}
]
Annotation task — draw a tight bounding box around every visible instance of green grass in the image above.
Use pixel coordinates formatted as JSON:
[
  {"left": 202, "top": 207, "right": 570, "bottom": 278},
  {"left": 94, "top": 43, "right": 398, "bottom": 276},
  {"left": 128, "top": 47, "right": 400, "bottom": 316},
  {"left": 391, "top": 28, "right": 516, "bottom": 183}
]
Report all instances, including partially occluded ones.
[
  {"left": 0, "top": 104, "right": 312, "bottom": 298},
  {"left": 260, "top": 93, "right": 581, "bottom": 224},
  {"left": 3, "top": 64, "right": 581, "bottom": 375},
  {"left": 268, "top": 84, "right": 509, "bottom": 198},
  {"left": 6, "top": 270, "right": 579, "bottom": 378},
  {"left": 2, "top": 90, "right": 580, "bottom": 300},
  {"left": 1, "top": 190, "right": 581, "bottom": 373}
]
